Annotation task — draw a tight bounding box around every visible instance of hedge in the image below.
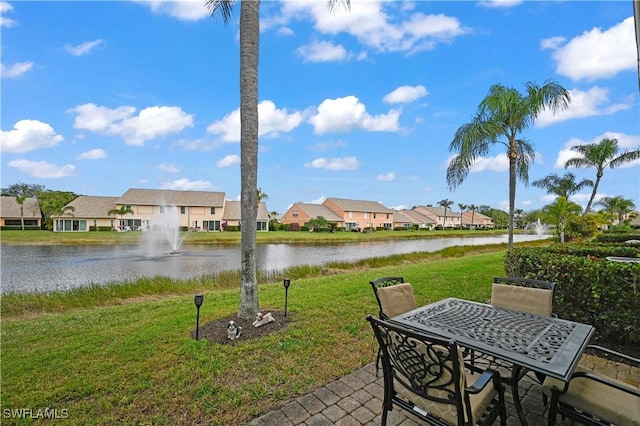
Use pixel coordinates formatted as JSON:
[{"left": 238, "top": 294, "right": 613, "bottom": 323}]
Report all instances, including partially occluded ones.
[{"left": 504, "top": 245, "right": 639, "bottom": 346}]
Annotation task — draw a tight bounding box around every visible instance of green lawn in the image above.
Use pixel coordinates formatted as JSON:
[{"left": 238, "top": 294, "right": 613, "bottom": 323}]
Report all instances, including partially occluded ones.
[
  {"left": 1, "top": 249, "right": 506, "bottom": 425},
  {"left": 0, "top": 228, "right": 511, "bottom": 245}
]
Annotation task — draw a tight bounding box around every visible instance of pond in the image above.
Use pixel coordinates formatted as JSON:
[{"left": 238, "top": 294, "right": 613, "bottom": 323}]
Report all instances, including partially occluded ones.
[{"left": 0, "top": 234, "right": 547, "bottom": 293}]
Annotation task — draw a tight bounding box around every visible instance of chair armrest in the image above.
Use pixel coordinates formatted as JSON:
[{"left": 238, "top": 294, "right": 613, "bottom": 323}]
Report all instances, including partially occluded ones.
[
  {"left": 568, "top": 370, "right": 640, "bottom": 396},
  {"left": 466, "top": 369, "right": 501, "bottom": 394},
  {"left": 586, "top": 345, "right": 640, "bottom": 367}
]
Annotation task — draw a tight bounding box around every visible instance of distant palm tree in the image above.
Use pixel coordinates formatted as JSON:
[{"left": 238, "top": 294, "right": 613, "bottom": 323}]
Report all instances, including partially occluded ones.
[
  {"left": 437, "top": 199, "right": 454, "bottom": 229},
  {"left": 15, "top": 195, "right": 26, "bottom": 230},
  {"left": 467, "top": 204, "right": 477, "bottom": 228},
  {"left": 206, "top": 0, "right": 351, "bottom": 319},
  {"left": 564, "top": 138, "right": 640, "bottom": 214},
  {"left": 447, "top": 79, "right": 570, "bottom": 248},
  {"left": 595, "top": 196, "right": 637, "bottom": 225},
  {"left": 458, "top": 203, "right": 467, "bottom": 229},
  {"left": 542, "top": 196, "right": 582, "bottom": 243},
  {"left": 108, "top": 206, "right": 134, "bottom": 230},
  {"left": 532, "top": 172, "right": 593, "bottom": 201}
]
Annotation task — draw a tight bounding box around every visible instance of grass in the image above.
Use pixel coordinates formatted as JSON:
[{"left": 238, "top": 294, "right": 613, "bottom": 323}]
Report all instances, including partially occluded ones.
[
  {"left": 0, "top": 246, "right": 512, "bottom": 425},
  {"left": 0, "top": 228, "right": 515, "bottom": 245}
]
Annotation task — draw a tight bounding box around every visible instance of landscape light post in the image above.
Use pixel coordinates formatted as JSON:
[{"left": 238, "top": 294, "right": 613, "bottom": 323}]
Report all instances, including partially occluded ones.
[
  {"left": 194, "top": 294, "right": 204, "bottom": 340},
  {"left": 283, "top": 278, "right": 291, "bottom": 317}
]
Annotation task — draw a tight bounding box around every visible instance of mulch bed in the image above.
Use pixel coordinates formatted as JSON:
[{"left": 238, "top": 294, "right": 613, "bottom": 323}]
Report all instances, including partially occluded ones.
[{"left": 192, "top": 310, "right": 290, "bottom": 344}]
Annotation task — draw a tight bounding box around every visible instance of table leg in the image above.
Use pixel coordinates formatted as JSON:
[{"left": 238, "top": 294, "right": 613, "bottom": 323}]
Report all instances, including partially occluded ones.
[{"left": 510, "top": 365, "right": 529, "bottom": 426}]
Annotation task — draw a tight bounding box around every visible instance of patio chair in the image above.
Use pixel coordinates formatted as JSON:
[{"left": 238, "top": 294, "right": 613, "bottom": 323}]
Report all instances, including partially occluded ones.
[
  {"left": 471, "top": 277, "right": 557, "bottom": 397},
  {"left": 490, "top": 277, "right": 557, "bottom": 317},
  {"left": 369, "top": 277, "right": 408, "bottom": 319},
  {"left": 543, "top": 345, "right": 640, "bottom": 426},
  {"left": 367, "top": 315, "right": 507, "bottom": 426}
]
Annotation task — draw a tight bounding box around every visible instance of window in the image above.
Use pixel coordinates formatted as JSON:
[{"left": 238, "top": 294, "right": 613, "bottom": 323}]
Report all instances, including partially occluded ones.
[
  {"left": 210, "top": 207, "right": 216, "bottom": 215},
  {"left": 257, "top": 221, "right": 267, "bottom": 231},
  {"left": 180, "top": 206, "right": 186, "bottom": 214},
  {"left": 364, "top": 212, "right": 369, "bottom": 219},
  {"left": 160, "top": 206, "right": 165, "bottom": 214},
  {"left": 292, "top": 210, "right": 299, "bottom": 217}
]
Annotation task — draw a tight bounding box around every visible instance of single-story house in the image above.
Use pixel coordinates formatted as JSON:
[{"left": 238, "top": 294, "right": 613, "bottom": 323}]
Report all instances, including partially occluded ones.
[
  {"left": 0, "top": 196, "right": 42, "bottom": 229},
  {"left": 222, "top": 201, "right": 270, "bottom": 231}
]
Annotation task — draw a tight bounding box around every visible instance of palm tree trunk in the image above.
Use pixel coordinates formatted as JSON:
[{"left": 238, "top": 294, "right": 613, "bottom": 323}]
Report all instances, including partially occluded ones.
[
  {"left": 584, "top": 173, "right": 602, "bottom": 214},
  {"left": 508, "top": 152, "right": 517, "bottom": 249},
  {"left": 238, "top": 0, "right": 260, "bottom": 320}
]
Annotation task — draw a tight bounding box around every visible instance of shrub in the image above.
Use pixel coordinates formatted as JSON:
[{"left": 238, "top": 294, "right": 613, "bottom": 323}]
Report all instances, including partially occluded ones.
[{"left": 504, "top": 245, "right": 640, "bottom": 345}]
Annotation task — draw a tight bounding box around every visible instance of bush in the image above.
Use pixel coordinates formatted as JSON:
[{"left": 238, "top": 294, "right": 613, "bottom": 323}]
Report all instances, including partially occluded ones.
[{"left": 504, "top": 245, "right": 640, "bottom": 345}]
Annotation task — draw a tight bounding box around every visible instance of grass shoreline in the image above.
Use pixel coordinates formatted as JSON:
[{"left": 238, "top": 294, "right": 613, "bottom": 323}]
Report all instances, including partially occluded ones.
[{"left": 1, "top": 245, "right": 515, "bottom": 425}]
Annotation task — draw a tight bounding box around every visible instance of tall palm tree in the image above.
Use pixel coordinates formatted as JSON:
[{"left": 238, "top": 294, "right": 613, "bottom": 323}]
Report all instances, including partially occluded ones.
[
  {"left": 206, "top": 0, "right": 350, "bottom": 319},
  {"left": 457, "top": 203, "right": 467, "bottom": 230},
  {"left": 532, "top": 172, "right": 593, "bottom": 201},
  {"left": 594, "top": 196, "right": 636, "bottom": 225},
  {"left": 437, "top": 199, "right": 454, "bottom": 229},
  {"left": 15, "top": 195, "right": 26, "bottom": 230},
  {"left": 564, "top": 138, "right": 640, "bottom": 214},
  {"left": 447, "top": 80, "right": 570, "bottom": 248}
]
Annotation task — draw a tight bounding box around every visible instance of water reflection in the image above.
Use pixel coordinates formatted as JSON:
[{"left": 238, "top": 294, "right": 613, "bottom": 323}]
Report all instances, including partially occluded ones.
[{"left": 1, "top": 235, "right": 547, "bottom": 293}]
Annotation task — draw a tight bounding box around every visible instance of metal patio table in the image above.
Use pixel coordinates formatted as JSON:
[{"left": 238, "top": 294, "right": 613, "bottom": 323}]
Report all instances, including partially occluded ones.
[{"left": 390, "top": 298, "right": 594, "bottom": 426}]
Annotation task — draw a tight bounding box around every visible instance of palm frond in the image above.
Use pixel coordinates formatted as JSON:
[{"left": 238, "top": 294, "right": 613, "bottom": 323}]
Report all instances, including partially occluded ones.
[{"left": 205, "top": 0, "right": 236, "bottom": 24}]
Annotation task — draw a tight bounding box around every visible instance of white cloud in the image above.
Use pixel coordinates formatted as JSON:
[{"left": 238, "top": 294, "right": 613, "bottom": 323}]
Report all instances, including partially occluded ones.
[
  {"left": 478, "top": 0, "right": 523, "bottom": 8},
  {"left": 134, "top": 0, "right": 208, "bottom": 21},
  {"left": 277, "top": 27, "right": 294, "bottom": 37},
  {"left": 69, "top": 103, "right": 193, "bottom": 146},
  {"left": 535, "top": 87, "right": 632, "bottom": 127},
  {"left": 1, "top": 2, "right": 16, "bottom": 27},
  {"left": 1, "top": 120, "right": 64, "bottom": 153},
  {"left": 207, "top": 100, "right": 303, "bottom": 142},
  {"left": 65, "top": 39, "right": 103, "bottom": 56},
  {"left": 297, "top": 40, "right": 349, "bottom": 62},
  {"left": 304, "top": 156, "right": 360, "bottom": 171},
  {"left": 77, "top": 148, "right": 106, "bottom": 160},
  {"left": 276, "top": 1, "right": 468, "bottom": 54},
  {"left": 383, "top": 85, "right": 427, "bottom": 104},
  {"left": 216, "top": 154, "right": 240, "bottom": 168},
  {"left": 309, "top": 95, "right": 400, "bottom": 134},
  {"left": 8, "top": 159, "right": 75, "bottom": 178},
  {"left": 464, "top": 152, "right": 510, "bottom": 172},
  {"left": 160, "top": 178, "right": 215, "bottom": 191},
  {"left": 555, "top": 132, "right": 640, "bottom": 169},
  {"left": 543, "top": 17, "right": 635, "bottom": 81},
  {"left": 377, "top": 172, "right": 395, "bottom": 181},
  {"left": 1, "top": 61, "right": 34, "bottom": 78},
  {"left": 158, "top": 162, "right": 180, "bottom": 173}
]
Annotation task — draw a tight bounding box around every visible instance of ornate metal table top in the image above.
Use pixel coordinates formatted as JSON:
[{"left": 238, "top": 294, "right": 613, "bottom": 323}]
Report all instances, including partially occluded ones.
[{"left": 391, "top": 298, "right": 594, "bottom": 381}]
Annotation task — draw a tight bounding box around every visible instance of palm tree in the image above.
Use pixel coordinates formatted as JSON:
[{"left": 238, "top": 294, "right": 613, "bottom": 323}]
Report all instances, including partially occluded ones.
[
  {"left": 447, "top": 80, "right": 570, "bottom": 248},
  {"left": 108, "top": 206, "right": 134, "bottom": 230},
  {"left": 49, "top": 202, "right": 76, "bottom": 232},
  {"left": 437, "top": 199, "right": 454, "bottom": 229},
  {"left": 542, "top": 196, "right": 582, "bottom": 243},
  {"left": 532, "top": 172, "right": 593, "bottom": 201},
  {"left": 564, "top": 138, "right": 640, "bottom": 214},
  {"left": 467, "top": 204, "right": 477, "bottom": 229},
  {"left": 457, "top": 203, "right": 467, "bottom": 230},
  {"left": 594, "top": 196, "right": 636, "bottom": 225},
  {"left": 206, "top": 0, "right": 350, "bottom": 320},
  {"left": 15, "top": 195, "right": 26, "bottom": 230}
]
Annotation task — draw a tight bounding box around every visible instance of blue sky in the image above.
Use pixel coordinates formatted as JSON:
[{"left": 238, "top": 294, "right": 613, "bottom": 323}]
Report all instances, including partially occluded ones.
[{"left": 2, "top": 0, "right": 639, "bottom": 216}]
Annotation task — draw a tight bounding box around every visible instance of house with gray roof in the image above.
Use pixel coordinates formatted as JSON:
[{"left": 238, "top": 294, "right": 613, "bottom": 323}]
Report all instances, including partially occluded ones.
[
  {"left": 222, "top": 201, "right": 270, "bottom": 231},
  {"left": 323, "top": 198, "right": 395, "bottom": 231},
  {"left": 0, "top": 196, "right": 42, "bottom": 229},
  {"left": 399, "top": 209, "right": 437, "bottom": 230},
  {"left": 53, "top": 188, "right": 269, "bottom": 232}
]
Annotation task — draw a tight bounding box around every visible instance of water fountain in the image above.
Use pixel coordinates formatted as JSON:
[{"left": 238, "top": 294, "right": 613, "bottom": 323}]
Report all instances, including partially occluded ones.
[
  {"left": 138, "top": 205, "right": 186, "bottom": 256},
  {"left": 531, "top": 219, "right": 550, "bottom": 236}
]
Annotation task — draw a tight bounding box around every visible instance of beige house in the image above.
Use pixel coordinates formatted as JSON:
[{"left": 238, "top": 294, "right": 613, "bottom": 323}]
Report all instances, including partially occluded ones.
[
  {"left": 280, "top": 202, "right": 344, "bottom": 229},
  {"left": 461, "top": 210, "right": 494, "bottom": 229},
  {"left": 54, "top": 196, "right": 119, "bottom": 231},
  {"left": 0, "top": 196, "right": 42, "bottom": 229},
  {"left": 398, "top": 209, "right": 437, "bottom": 230},
  {"left": 54, "top": 188, "right": 269, "bottom": 232},
  {"left": 323, "top": 198, "right": 395, "bottom": 231},
  {"left": 222, "top": 200, "right": 270, "bottom": 231}
]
